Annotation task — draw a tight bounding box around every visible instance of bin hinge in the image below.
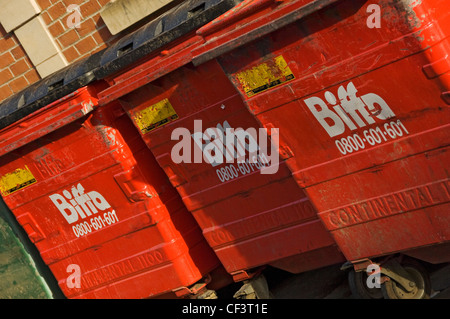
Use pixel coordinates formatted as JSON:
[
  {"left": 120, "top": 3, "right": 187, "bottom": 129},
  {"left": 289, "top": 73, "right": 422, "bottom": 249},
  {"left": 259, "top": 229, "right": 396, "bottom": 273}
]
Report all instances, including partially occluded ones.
[
  {"left": 421, "top": 38, "right": 450, "bottom": 104},
  {"left": 230, "top": 267, "right": 265, "bottom": 282},
  {"left": 341, "top": 258, "right": 374, "bottom": 272},
  {"left": 114, "top": 167, "right": 154, "bottom": 202}
]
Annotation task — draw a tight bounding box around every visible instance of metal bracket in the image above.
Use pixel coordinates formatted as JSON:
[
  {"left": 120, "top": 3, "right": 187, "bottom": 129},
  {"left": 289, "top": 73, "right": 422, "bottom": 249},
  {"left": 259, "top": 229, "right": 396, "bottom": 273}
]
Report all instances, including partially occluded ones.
[
  {"left": 172, "top": 275, "right": 217, "bottom": 299},
  {"left": 380, "top": 259, "right": 416, "bottom": 293},
  {"left": 341, "top": 258, "right": 373, "bottom": 272},
  {"left": 342, "top": 256, "right": 416, "bottom": 293}
]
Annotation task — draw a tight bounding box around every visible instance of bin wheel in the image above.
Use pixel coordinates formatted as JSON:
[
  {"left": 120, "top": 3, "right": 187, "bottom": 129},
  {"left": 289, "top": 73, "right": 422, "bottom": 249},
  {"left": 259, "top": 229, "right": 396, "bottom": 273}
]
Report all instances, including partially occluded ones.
[
  {"left": 381, "top": 259, "right": 431, "bottom": 299},
  {"left": 348, "top": 269, "right": 383, "bottom": 299}
]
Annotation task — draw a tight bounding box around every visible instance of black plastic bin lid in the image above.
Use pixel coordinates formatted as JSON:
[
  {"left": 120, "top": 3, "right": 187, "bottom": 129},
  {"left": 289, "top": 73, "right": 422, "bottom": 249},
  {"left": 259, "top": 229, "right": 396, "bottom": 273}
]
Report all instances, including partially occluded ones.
[
  {"left": 0, "top": 50, "right": 103, "bottom": 131},
  {"left": 94, "top": 0, "right": 240, "bottom": 79},
  {"left": 0, "top": 0, "right": 240, "bottom": 131}
]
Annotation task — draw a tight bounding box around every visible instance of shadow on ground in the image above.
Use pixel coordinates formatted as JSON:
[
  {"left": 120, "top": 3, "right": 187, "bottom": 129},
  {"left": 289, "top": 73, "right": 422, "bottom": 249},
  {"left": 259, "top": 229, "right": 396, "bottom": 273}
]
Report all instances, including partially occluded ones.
[{"left": 266, "top": 262, "right": 450, "bottom": 299}]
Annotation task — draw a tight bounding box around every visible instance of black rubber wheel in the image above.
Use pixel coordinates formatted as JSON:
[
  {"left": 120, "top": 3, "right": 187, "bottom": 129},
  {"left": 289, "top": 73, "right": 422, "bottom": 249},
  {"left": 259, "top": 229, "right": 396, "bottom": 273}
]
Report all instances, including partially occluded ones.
[
  {"left": 381, "top": 259, "right": 431, "bottom": 299},
  {"left": 348, "top": 269, "right": 383, "bottom": 299}
]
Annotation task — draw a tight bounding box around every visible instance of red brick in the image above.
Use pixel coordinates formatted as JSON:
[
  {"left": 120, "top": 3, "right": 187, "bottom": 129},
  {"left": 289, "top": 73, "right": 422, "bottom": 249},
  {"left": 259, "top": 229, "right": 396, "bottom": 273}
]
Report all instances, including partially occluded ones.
[
  {"left": 74, "top": 36, "right": 96, "bottom": 55},
  {"left": 11, "top": 45, "right": 27, "bottom": 60},
  {"left": 0, "top": 69, "right": 13, "bottom": 84},
  {"left": 93, "top": 26, "right": 112, "bottom": 45},
  {"left": 76, "top": 17, "right": 96, "bottom": 38},
  {"left": 0, "top": 24, "right": 8, "bottom": 37},
  {"left": 24, "top": 56, "right": 33, "bottom": 66},
  {"left": 48, "top": 20, "right": 65, "bottom": 38},
  {"left": 105, "top": 34, "right": 120, "bottom": 46},
  {"left": 36, "top": 0, "right": 52, "bottom": 10},
  {"left": 41, "top": 11, "right": 53, "bottom": 25},
  {"left": 0, "top": 84, "right": 13, "bottom": 102},
  {"left": 62, "top": 0, "right": 84, "bottom": 6},
  {"left": 0, "top": 52, "right": 14, "bottom": 69},
  {"left": 57, "top": 29, "right": 80, "bottom": 48},
  {"left": 91, "top": 30, "right": 103, "bottom": 46},
  {"left": 63, "top": 45, "right": 80, "bottom": 63},
  {"left": 97, "top": 0, "right": 112, "bottom": 6},
  {"left": 0, "top": 36, "right": 16, "bottom": 52},
  {"left": 92, "top": 13, "right": 106, "bottom": 28},
  {"left": 10, "top": 59, "right": 31, "bottom": 77},
  {"left": 48, "top": 2, "right": 67, "bottom": 20},
  {"left": 80, "top": 1, "right": 101, "bottom": 18},
  {"left": 9, "top": 76, "right": 29, "bottom": 93},
  {"left": 25, "top": 69, "right": 41, "bottom": 84}
]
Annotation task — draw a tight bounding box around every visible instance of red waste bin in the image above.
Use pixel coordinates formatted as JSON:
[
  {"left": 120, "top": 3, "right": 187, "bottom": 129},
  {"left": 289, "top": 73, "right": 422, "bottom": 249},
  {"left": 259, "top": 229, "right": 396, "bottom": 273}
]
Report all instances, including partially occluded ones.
[
  {"left": 0, "top": 83, "right": 224, "bottom": 299},
  {"left": 98, "top": 4, "right": 346, "bottom": 293},
  {"left": 189, "top": 0, "right": 450, "bottom": 297}
]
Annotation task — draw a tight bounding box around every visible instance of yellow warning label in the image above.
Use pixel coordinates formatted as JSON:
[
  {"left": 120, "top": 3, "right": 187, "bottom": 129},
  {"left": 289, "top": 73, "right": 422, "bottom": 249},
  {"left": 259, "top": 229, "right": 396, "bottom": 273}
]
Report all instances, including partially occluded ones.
[
  {"left": 236, "top": 55, "right": 295, "bottom": 97},
  {"left": 133, "top": 98, "right": 179, "bottom": 134},
  {"left": 0, "top": 166, "right": 37, "bottom": 196}
]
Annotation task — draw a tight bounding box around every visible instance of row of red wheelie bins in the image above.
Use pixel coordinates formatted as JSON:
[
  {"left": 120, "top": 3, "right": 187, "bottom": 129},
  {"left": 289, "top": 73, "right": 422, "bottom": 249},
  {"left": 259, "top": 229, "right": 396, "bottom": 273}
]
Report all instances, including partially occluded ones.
[{"left": 0, "top": 0, "right": 448, "bottom": 299}]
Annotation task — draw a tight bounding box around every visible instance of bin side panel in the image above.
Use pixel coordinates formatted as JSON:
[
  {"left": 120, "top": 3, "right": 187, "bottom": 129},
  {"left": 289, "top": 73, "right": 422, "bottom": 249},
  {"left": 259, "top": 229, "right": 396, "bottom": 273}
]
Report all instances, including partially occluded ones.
[
  {"left": 0, "top": 95, "right": 220, "bottom": 298},
  {"left": 214, "top": 0, "right": 450, "bottom": 262},
  {"left": 119, "top": 59, "right": 345, "bottom": 276}
]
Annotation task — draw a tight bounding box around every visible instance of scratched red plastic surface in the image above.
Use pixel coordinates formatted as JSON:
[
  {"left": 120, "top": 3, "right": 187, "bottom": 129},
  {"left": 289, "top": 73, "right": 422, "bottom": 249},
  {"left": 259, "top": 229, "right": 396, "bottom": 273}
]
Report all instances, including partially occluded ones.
[
  {"left": 206, "top": 0, "right": 450, "bottom": 262},
  {"left": 0, "top": 87, "right": 220, "bottom": 298},
  {"left": 117, "top": 59, "right": 345, "bottom": 278}
]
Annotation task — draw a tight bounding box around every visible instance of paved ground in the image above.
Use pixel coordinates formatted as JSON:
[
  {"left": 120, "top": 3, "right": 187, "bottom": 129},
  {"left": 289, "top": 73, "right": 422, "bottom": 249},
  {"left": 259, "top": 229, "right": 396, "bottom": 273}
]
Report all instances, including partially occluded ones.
[{"left": 265, "top": 261, "right": 450, "bottom": 299}]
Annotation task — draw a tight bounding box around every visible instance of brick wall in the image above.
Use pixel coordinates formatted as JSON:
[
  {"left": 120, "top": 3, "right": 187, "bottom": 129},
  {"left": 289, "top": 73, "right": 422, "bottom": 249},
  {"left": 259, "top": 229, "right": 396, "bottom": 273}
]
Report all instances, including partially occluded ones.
[
  {"left": 0, "top": 0, "right": 117, "bottom": 101},
  {"left": 0, "top": 0, "right": 117, "bottom": 103},
  {"left": 0, "top": 24, "right": 39, "bottom": 101},
  {"left": 0, "top": 0, "right": 178, "bottom": 104},
  {"left": 38, "top": 0, "right": 114, "bottom": 64}
]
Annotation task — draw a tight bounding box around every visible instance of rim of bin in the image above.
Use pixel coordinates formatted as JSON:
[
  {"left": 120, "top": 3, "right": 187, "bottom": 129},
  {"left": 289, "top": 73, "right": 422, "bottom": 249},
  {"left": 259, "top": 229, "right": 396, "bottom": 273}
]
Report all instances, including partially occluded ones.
[
  {"left": 0, "top": 51, "right": 103, "bottom": 131},
  {"left": 94, "top": 0, "right": 241, "bottom": 79},
  {"left": 0, "top": 0, "right": 241, "bottom": 131}
]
